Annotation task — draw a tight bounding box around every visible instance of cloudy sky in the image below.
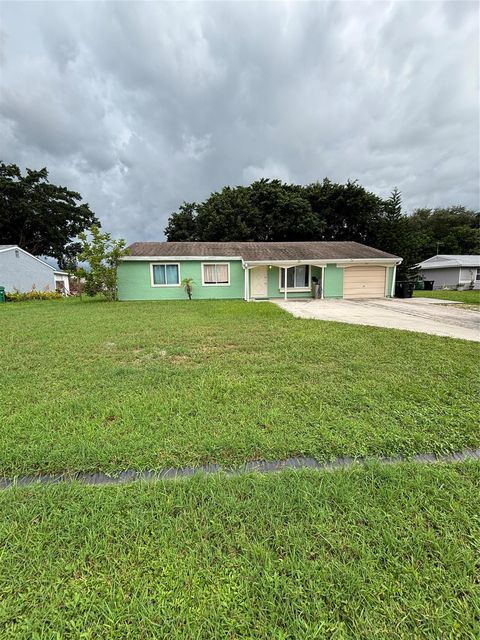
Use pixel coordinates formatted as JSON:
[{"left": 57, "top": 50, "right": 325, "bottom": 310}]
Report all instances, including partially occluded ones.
[{"left": 0, "top": 0, "right": 478, "bottom": 243}]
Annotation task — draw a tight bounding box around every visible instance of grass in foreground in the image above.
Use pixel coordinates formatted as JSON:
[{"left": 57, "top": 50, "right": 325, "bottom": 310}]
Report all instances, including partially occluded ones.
[
  {"left": 1, "top": 299, "right": 479, "bottom": 475},
  {"left": 1, "top": 463, "right": 479, "bottom": 639},
  {"left": 413, "top": 289, "right": 480, "bottom": 304}
]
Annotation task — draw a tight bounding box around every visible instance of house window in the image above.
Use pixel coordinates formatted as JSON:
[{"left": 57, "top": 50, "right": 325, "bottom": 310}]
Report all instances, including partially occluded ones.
[
  {"left": 202, "top": 263, "right": 230, "bottom": 286},
  {"left": 280, "top": 265, "right": 310, "bottom": 290},
  {"left": 15, "top": 249, "right": 19, "bottom": 258},
  {"left": 476, "top": 268, "right": 480, "bottom": 281},
  {"left": 151, "top": 263, "right": 180, "bottom": 286}
]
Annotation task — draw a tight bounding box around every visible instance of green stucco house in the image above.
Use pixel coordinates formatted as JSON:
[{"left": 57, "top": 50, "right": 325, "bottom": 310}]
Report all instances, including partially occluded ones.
[{"left": 118, "top": 241, "right": 401, "bottom": 301}]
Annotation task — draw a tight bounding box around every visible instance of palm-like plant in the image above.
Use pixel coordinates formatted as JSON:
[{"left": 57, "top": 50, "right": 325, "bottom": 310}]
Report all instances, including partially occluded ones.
[{"left": 181, "top": 278, "right": 194, "bottom": 300}]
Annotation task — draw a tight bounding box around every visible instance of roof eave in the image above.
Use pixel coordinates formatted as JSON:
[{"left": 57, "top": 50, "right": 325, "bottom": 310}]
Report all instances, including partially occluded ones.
[
  {"left": 121, "top": 255, "right": 401, "bottom": 265},
  {"left": 0, "top": 245, "right": 56, "bottom": 270}
]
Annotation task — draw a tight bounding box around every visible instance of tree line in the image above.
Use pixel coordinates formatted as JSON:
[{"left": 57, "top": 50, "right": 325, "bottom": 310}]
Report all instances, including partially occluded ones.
[
  {"left": 1, "top": 163, "right": 478, "bottom": 282},
  {"left": 0, "top": 162, "right": 99, "bottom": 269},
  {"left": 165, "top": 178, "right": 479, "bottom": 278}
]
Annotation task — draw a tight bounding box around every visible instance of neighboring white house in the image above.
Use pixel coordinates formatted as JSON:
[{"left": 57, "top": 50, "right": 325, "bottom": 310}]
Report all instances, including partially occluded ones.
[
  {"left": 417, "top": 255, "right": 480, "bottom": 290},
  {"left": 0, "top": 245, "right": 70, "bottom": 294}
]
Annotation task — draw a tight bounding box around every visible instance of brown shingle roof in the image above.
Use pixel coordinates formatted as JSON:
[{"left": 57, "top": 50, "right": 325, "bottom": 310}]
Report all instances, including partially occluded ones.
[{"left": 125, "top": 241, "right": 399, "bottom": 262}]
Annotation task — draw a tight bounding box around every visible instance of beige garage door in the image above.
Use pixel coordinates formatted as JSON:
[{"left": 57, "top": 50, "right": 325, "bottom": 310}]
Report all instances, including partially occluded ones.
[{"left": 343, "top": 266, "right": 386, "bottom": 299}]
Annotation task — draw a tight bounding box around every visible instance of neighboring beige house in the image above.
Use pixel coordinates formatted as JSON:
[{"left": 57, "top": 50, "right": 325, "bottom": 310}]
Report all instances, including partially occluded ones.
[{"left": 417, "top": 255, "right": 480, "bottom": 290}]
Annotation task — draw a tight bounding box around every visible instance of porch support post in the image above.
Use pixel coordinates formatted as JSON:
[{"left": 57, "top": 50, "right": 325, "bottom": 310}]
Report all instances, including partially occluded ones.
[
  {"left": 284, "top": 267, "right": 288, "bottom": 300},
  {"left": 321, "top": 266, "right": 325, "bottom": 299},
  {"left": 391, "top": 264, "right": 397, "bottom": 298},
  {"left": 245, "top": 266, "right": 250, "bottom": 301}
]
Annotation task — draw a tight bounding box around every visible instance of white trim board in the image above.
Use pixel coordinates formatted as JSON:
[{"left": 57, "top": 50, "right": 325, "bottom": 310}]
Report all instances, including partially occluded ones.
[
  {"left": 244, "top": 258, "right": 401, "bottom": 267},
  {"left": 122, "top": 255, "right": 244, "bottom": 262},
  {"left": 121, "top": 256, "right": 402, "bottom": 266},
  {"left": 336, "top": 262, "right": 395, "bottom": 269}
]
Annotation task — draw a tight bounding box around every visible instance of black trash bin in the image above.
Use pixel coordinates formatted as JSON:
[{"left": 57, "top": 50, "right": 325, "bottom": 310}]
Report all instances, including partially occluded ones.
[
  {"left": 423, "top": 280, "right": 434, "bottom": 291},
  {"left": 395, "top": 281, "right": 415, "bottom": 298}
]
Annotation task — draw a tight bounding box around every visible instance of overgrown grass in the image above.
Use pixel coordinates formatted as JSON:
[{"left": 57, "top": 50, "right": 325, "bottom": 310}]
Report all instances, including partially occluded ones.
[
  {"left": 1, "top": 299, "right": 479, "bottom": 475},
  {"left": 0, "top": 463, "right": 479, "bottom": 639},
  {"left": 414, "top": 289, "right": 480, "bottom": 304}
]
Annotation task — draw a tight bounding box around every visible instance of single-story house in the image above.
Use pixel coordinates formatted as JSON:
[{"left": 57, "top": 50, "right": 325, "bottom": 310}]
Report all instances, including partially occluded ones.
[
  {"left": 417, "top": 255, "right": 480, "bottom": 290},
  {"left": 0, "top": 245, "right": 70, "bottom": 294},
  {"left": 118, "top": 241, "right": 401, "bottom": 301}
]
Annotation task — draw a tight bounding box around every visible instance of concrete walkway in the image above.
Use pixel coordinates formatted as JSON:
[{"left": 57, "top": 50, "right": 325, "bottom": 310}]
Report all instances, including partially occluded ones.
[
  {"left": 1, "top": 448, "right": 479, "bottom": 489},
  {"left": 274, "top": 298, "right": 480, "bottom": 341}
]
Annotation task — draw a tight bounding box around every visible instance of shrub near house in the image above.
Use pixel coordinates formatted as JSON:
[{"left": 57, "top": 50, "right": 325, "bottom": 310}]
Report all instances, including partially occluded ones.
[{"left": 6, "top": 290, "right": 62, "bottom": 302}]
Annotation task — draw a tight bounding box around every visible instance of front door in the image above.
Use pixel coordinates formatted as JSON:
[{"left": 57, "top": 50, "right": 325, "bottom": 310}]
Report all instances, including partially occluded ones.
[{"left": 250, "top": 266, "right": 268, "bottom": 298}]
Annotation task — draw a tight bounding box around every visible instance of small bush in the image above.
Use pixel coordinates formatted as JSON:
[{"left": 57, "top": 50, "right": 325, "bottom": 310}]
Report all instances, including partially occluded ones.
[{"left": 6, "top": 290, "right": 63, "bottom": 302}]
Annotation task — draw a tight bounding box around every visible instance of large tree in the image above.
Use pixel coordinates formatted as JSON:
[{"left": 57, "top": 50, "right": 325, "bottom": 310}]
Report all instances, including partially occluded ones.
[
  {"left": 164, "top": 178, "right": 479, "bottom": 281},
  {"left": 0, "top": 162, "right": 99, "bottom": 268},
  {"left": 375, "top": 188, "right": 419, "bottom": 279},
  {"left": 407, "top": 206, "right": 479, "bottom": 261},
  {"left": 164, "top": 202, "right": 199, "bottom": 241},
  {"left": 192, "top": 179, "right": 323, "bottom": 241},
  {"left": 304, "top": 179, "right": 383, "bottom": 245},
  {"left": 165, "top": 178, "right": 385, "bottom": 243}
]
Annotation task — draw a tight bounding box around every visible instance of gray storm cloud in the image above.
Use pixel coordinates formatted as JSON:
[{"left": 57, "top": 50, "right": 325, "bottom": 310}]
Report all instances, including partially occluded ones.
[{"left": 0, "top": 0, "right": 478, "bottom": 243}]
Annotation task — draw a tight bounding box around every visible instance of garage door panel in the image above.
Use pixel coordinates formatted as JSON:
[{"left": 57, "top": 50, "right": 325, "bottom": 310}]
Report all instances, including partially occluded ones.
[
  {"left": 346, "top": 285, "right": 385, "bottom": 290},
  {"left": 345, "top": 276, "right": 386, "bottom": 282},
  {"left": 345, "top": 289, "right": 385, "bottom": 296},
  {"left": 344, "top": 267, "right": 386, "bottom": 299}
]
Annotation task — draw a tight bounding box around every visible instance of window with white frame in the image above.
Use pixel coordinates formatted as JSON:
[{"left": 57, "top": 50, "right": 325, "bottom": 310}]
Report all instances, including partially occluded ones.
[
  {"left": 476, "top": 268, "right": 480, "bottom": 281},
  {"left": 280, "top": 265, "right": 310, "bottom": 290},
  {"left": 202, "top": 263, "right": 230, "bottom": 285},
  {"left": 151, "top": 263, "right": 180, "bottom": 286}
]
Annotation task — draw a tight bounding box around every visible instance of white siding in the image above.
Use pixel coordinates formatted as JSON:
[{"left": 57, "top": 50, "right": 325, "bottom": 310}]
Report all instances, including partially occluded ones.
[
  {"left": 0, "top": 249, "right": 55, "bottom": 292},
  {"left": 460, "top": 267, "right": 476, "bottom": 283},
  {"left": 419, "top": 267, "right": 461, "bottom": 289}
]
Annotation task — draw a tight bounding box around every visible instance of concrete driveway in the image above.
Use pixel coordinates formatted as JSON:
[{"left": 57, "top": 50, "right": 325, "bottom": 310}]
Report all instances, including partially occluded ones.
[{"left": 274, "top": 298, "right": 480, "bottom": 342}]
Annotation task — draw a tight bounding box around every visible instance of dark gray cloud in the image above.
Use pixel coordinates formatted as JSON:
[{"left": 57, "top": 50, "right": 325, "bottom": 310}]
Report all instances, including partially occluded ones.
[{"left": 1, "top": 0, "right": 478, "bottom": 243}]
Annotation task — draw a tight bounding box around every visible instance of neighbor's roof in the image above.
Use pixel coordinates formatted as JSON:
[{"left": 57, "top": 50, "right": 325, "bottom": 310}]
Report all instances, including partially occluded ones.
[
  {"left": 418, "top": 254, "right": 480, "bottom": 269},
  {"left": 0, "top": 244, "right": 57, "bottom": 270},
  {"left": 125, "top": 241, "right": 399, "bottom": 262}
]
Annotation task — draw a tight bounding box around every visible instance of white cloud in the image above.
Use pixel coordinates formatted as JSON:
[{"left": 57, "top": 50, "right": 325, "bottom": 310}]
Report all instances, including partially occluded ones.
[
  {"left": 243, "top": 160, "right": 292, "bottom": 185},
  {"left": 0, "top": 0, "right": 478, "bottom": 244}
]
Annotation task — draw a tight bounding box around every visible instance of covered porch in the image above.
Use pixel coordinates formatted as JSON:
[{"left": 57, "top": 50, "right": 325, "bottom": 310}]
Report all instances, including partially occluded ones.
[{"left": 243, "top": 262, "right": 325, "bottom": 301}]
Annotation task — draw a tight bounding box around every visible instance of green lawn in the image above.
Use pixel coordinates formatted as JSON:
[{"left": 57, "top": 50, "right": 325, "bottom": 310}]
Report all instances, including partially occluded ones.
[
  {"left": 414, "top": 289, "right": 480, "bottom": 304},
  {"left": 1, "top": 299, "right": 479, "bottom": 638},
  {"left": 1, "top": 299, "right": 479, "bottom": 475},
  {"left": 1, "top": 463, "right": 479, "bottom": 639}
]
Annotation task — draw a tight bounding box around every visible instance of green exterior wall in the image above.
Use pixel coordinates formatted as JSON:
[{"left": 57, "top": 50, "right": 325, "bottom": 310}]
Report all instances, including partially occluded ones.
[
  {"left": 117, "top": 260, "right": 245, "bottom": 301},
  {"left": 118, "top": 259, "right": 396, "bottom": 301},
  {"left": 323, "top": 264, "right": 344, "bottom": 298}
]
